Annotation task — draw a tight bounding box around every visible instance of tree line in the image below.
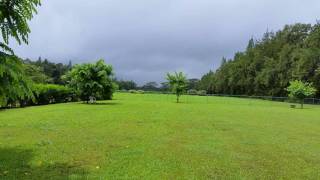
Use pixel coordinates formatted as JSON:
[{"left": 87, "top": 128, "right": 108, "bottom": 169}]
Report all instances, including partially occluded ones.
[
  {"left": 198, "top": 23, "right": 320, "bottom": 98},
  {"left": 115, "top": 78, "right": 200, "bottom": 92}
]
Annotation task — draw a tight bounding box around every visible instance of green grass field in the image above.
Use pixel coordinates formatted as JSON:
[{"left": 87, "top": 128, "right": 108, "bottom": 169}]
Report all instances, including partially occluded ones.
[{"left": 0, "top": 93, "right": 319, "bottom": 179}]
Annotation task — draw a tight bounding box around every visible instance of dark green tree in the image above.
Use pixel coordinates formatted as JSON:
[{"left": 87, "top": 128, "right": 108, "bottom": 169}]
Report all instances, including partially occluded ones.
[{"left": 199, "top": 23, "right": 320, "bottom": 98}]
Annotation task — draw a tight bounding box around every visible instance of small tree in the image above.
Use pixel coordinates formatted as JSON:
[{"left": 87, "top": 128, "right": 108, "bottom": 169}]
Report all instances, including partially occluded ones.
[
  {"left": 286, "top": 80, "right": 316, "bottom": 109},
  {"left": 66, "top": 59, "right": 116, "bottom": 103},
  {"left": 166, "top": 72, "right": 187, "bottom": 103}
]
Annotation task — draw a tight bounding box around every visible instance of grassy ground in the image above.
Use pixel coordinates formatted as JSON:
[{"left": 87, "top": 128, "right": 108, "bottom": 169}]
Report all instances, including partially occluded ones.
[{"left": 0, "top": 93, "right": 319, "bottom": 179}]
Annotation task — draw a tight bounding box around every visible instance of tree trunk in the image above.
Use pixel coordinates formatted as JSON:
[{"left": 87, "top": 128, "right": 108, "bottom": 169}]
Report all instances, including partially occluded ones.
[
  {"left": 301, "top": 100, "right": 304, "bottom": 109},
  {"left": 176, "top": 95, "right": 179, "bottom": 103}
]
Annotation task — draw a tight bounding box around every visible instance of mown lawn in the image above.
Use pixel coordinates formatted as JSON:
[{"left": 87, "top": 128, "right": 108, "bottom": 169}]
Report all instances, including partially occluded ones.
[{"left": 0, "top": 93, "right": 319, "bottom": 179}]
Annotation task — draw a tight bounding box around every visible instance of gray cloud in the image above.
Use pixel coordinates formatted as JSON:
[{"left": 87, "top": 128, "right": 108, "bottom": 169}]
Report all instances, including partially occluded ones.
[{"left": 11, "top": 0, "right": 320, "bottom": 84}]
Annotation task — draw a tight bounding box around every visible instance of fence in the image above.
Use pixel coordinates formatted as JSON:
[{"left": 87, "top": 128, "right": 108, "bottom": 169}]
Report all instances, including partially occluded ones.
[{"left": 117, "top": 90, "right": 320, "bottom": 105}]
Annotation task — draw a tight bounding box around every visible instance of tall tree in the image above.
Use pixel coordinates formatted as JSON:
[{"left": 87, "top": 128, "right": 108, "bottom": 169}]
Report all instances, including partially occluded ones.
[{"left": 199, "top": 23, "right": 320, "bottom": 98}]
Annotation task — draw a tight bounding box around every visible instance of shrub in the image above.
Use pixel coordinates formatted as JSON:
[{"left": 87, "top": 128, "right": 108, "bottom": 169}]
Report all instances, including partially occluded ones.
[
  {"left": 187, "top": 89, "right": 198, "bottom": 95},
  {"left": 129, "top": 89, "right": 137, "bottom": 93},
  {"left": 197, "top": 90, "right": 207, "bottom": 96},
  {"left": 128, "top": 90, "right": 144, "bottom": 94},
  {"left": 65, "top": 59, "right": 115, "bottom": 103},
  {"left": 32, "top": 84, "right": 76, "bottom": 105},
  {"left": 286, "top": 80, "right": 316, "bottom": 108}
]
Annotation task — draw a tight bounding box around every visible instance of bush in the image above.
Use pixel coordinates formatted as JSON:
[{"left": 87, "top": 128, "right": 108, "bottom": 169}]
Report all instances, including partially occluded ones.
[
  {"left": 137, "top": 90, "right": 145, "bottom": 94},
  {"left": 197, "top": 90, "right": 207, "bottom": 96},
  {"left": 129, "top": 89, "right": 137, "bottom": 93},
  {"left": 32, "top": 84, "right": 76, "bottom": 105},
  {"left": 128, "top": 90, "right": 144, "bottom": 94},
  {"left": 65, "top": 59, "right": 115, "bottom": 103},
  {"left": 187, "top": 89, "right": 198, "bottom": 95}
]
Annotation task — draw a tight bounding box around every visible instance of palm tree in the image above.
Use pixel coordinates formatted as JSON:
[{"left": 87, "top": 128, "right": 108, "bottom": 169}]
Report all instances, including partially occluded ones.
[{"left": 166, "top": 72, "right": 187, "bottom": 103}]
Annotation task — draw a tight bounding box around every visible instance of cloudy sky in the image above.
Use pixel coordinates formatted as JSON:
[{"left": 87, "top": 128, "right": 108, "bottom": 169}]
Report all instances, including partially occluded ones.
[{"left": 11, "top": 0, "right": 320, "bottom": 84}]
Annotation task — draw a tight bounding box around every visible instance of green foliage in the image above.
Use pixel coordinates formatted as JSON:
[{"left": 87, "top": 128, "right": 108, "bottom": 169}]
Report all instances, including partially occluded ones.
[
  {"left": 24, "top": 58, "right": 71, "bottom": 84},
  {"left": 0, "top": 0, "right": 41, "bottom": 44},
  {"left": 66, "top": 59, "right": 115, "bottom": 102},
  {"left": 166, "top": 72, "right": 187, "bottom": 103},
  {"left": 0, "top": 54, "right": 34, "bottom": 106},
  {"left": 141, "top": 82, "right": 158, "bottom": 91},
  {"left": 187, "top": 89, "right": 198, "bottom": 95},
  {"left": 0, "top": 0, "right": 41, "bottom": 107},
  {"left": 23, "top": 63, "right": 52, "bottom": 83},
  {"left": 116, "top": 80, "right": 137, "bottom": 90},
  {"left": 187, "top": 78, "right": 200, "bottom": 90},
  {"left": 199, "top": 23, "right": 320, "bottom": 97},
  {"left": 137, "top": 90, "right": 144, "bottom": 94},
  {"left": 197, "top": 90, "right": 207, "bottom": 96},
  {"left": 286, "top": 80, "right": 316, "bottom": 108},
  {"left": 159, "top": 82, "right": 170, "bottom": 92},
  {"left": 128, "top": 89, "right": 144, "bottom": 94},
  {"left": 32, "top": 84, "right": 75, "bottom": 105}
]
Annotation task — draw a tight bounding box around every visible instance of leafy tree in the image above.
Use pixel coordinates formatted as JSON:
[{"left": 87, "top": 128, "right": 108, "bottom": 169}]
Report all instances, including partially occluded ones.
[
  {"left": 66, "top": 59, "right": 116, "bottom": 103},
  {"left": 0, "top": 0, "right": 41, "bottom": 54},
  {"left": 166, "top": 72, "right": 187, "bottom": 103},
  {"left": 0, "top": 54, "right": 34, "bottom": 106},
  {"left": 0, "top": 0, "right": 41, "bottom": 106},
  {"left": 286, "top": 80, "right": 316, "bottom": 108}
]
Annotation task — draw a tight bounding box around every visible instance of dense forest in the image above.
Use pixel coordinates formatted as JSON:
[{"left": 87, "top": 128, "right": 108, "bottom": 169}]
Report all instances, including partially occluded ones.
[{"left": 198, "top": 23, "right": 320, "bottom": 98}]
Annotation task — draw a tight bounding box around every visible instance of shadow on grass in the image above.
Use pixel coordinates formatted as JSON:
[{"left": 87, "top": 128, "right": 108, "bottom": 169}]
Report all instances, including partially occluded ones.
[{"left": 0, "top": 148, "right": 88, "bottom": 180}]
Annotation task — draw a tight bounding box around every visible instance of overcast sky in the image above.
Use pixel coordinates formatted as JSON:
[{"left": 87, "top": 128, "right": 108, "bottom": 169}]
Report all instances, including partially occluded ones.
[{"left": 11, "top": 0, "right": 320, "bottom": 84}]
